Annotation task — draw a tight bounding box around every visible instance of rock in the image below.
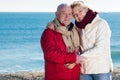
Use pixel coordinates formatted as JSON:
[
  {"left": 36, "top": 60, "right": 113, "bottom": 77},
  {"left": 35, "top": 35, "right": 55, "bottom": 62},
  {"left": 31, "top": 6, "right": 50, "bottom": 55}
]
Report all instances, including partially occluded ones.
[{"left": 0, "top": 68, "right": 120, "bottom": 80}]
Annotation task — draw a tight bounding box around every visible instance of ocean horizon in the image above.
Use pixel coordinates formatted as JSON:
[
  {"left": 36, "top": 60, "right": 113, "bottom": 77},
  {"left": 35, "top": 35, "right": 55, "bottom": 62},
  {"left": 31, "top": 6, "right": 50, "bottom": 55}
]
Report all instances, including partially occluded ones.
[{"left": 0, "top": 12, "right": 120, "bottom": 73}]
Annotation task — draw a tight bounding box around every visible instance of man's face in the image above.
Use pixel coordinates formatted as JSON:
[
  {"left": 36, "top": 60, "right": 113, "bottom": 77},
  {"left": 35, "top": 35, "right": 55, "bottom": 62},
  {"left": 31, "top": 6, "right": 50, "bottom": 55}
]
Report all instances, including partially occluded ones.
[
  {"left": 56, "top": 6, "right": 72, "bottom": 26},
  {"left": 72, "top": 5, "right": 87, "bottom": 22}
]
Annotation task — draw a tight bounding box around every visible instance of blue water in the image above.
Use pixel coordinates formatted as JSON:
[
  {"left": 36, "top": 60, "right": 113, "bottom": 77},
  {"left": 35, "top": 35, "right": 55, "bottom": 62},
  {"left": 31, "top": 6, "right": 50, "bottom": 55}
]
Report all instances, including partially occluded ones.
[{"left": 0, "top": 12, "right": 120, "bottom": 73}]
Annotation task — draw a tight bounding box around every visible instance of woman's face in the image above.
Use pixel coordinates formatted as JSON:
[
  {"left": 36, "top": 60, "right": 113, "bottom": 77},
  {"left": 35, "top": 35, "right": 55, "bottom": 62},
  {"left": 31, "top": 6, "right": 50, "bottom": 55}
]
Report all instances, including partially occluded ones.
[{"left": 72, "top": 5, "right": 87, "bottom": 22}]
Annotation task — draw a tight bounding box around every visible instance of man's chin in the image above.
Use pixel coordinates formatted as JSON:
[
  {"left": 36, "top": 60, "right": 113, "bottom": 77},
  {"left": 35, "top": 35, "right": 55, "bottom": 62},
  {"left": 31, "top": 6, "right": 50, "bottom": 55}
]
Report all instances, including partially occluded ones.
[{"left": 64, "top": 22, "right": 71, "bottom": 26}]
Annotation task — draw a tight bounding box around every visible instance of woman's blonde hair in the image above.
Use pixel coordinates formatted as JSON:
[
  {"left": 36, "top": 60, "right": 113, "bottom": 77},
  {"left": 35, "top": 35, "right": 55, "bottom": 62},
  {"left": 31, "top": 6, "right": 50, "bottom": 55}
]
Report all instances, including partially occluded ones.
[{"left": 71, "top": 1, "right": 88, "bottom": 9}]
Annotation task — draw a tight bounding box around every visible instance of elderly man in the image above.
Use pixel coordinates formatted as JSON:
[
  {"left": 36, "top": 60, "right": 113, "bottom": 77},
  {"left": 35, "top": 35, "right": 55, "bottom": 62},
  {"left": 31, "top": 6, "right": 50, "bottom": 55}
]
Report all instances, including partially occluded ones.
[{"left": 40, "top": 4, "right": 80, "bottom": 80}]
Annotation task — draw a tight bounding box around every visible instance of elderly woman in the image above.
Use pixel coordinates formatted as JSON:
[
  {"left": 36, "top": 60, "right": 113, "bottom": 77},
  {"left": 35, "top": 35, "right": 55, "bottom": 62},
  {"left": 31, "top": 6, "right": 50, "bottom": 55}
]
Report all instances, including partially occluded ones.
[{"left": 70, "top": 1, "right": 113, "bottom": 80}]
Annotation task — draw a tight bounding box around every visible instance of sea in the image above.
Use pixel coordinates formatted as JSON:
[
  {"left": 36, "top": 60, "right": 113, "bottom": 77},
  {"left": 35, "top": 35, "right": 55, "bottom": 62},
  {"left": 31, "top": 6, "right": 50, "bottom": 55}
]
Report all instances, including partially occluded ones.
[{"left": 0, "top": 12, "right": 120, "bottom": 73}]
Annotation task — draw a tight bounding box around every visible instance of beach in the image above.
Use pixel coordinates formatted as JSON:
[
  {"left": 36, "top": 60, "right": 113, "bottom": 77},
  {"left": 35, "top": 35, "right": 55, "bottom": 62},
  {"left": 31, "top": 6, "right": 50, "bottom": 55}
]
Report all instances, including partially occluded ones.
[
  {"left": 112, "top": 68, "right": 120, "bottom": 80},
  {"left": 0, "top": 12, "right": 120, "bottom": 80},
  {"left": 0, "top": 68, "right": 120, "bottom": 80},
  {"left": 0, "top": 71, "right": 44, "bottom": 80}
]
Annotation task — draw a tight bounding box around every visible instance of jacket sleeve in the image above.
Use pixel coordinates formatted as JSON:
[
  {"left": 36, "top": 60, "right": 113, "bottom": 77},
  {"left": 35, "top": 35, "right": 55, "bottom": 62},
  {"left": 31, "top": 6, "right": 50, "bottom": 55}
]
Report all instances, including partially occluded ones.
[
  {"left": 81, "top": 20, "right": 111, "bottom": 58},
  {"left": 40, "top": 29, "right": 76, "bottom": 64}
]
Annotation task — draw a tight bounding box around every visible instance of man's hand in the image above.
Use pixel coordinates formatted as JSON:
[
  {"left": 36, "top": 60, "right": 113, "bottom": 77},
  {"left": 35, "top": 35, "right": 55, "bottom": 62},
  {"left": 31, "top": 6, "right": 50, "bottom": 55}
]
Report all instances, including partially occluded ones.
[
  {"left": 76, "top": 56, "right": 87, "bottom": 64},
  {"left": 46, "top": 22, "right": 55, "bottom": 30},
  {"left": 64, "top": 63, "right": 76, "bottom": 69}
]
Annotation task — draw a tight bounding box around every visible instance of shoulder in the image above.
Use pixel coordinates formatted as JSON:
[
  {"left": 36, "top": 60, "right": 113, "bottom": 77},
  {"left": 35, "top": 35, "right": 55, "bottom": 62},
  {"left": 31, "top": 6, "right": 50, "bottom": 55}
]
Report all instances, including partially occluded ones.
[
  {"left": 94, "top": 14, "right": 109, "bottom": 26},
  {"left": 41, "top": 28, "right": 56, "bottom": 39},
  {"left": 95, "top": 17, "right": 111, "bottom": 35},
  {"left": 91, "top": 15, "right": 109, "bottom": 30},
  {"left": 43, "top": 28, "right": 55, "bottom": 34},
  {"left": 97, "top": 18, "right": 110, "bottom": 30}
]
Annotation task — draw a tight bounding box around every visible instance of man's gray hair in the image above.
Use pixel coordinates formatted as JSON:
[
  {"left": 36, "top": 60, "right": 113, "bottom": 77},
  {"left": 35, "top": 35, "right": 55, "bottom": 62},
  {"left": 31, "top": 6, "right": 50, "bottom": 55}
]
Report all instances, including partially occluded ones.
[{"left": 57, "top": 3, "right": 68, "bottom": 12}]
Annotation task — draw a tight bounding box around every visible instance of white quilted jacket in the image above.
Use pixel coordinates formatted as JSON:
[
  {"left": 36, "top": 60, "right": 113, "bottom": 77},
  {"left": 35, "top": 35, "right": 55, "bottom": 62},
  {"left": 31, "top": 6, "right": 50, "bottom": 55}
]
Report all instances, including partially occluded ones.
[{"left": 79, "top": 15, "right": 113, "bottom": 74}]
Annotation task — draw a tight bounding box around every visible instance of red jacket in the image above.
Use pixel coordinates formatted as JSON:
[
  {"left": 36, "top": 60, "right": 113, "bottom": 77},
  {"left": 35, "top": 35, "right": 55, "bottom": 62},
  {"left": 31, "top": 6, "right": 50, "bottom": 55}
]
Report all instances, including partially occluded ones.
[{"left": 41, "top": 28, "right": 80, "bottom": 80}]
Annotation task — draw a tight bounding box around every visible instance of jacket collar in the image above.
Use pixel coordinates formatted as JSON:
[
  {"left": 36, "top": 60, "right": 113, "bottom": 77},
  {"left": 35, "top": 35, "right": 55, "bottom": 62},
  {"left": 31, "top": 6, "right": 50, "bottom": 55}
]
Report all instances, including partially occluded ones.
[{"left": 84, "top": 14, "right": 101, "bottom": 30}]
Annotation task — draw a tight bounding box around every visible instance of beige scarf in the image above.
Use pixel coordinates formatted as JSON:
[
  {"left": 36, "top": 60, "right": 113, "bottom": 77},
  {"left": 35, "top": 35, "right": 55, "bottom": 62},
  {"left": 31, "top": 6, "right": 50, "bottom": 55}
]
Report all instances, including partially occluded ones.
[{"left": 53, "top": 18, "right": 80, "bottom": 52}]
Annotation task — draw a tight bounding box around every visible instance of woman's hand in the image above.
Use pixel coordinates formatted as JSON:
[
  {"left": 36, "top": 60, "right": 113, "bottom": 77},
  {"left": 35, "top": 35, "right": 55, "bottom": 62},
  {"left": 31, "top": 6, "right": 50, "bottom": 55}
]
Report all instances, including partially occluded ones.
[
  {"left": 46, "top": 22, "right": 55, "bottom": 30},
  {"left": 64, "top": 63, "right": 76, "bottom": 69}
]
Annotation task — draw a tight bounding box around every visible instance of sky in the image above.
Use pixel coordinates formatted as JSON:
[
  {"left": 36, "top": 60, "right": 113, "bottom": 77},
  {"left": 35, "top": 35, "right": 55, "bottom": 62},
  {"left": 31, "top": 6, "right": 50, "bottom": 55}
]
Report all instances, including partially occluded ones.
[{"left": 0, "top": 0, "right": 120, "bottom": 12}]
